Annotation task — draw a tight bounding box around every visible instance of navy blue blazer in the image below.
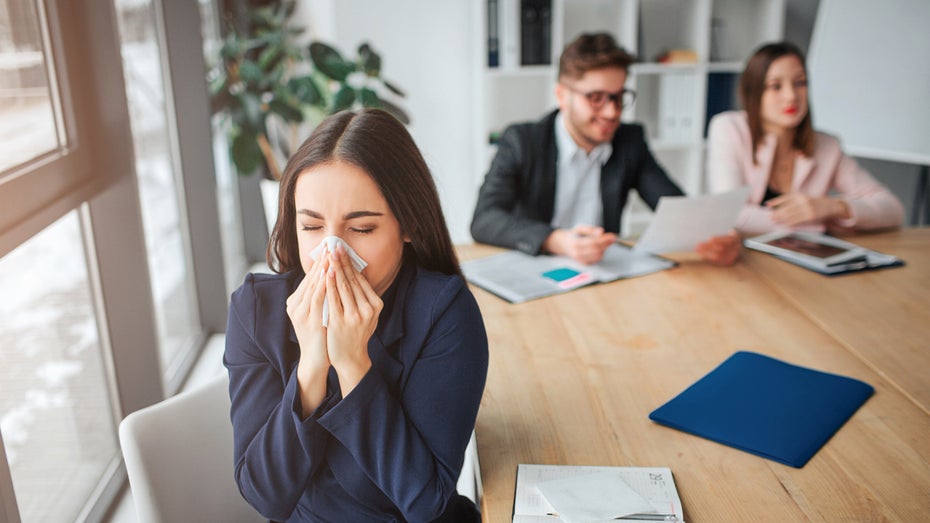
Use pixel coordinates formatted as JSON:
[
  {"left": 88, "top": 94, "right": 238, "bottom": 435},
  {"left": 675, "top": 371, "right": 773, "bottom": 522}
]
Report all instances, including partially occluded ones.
[
  {"left": 470, "top": 110, "right": 684, "bottom": 254},
  {"left": 224, "top": 261, "right": 488, "bottom": 522}
]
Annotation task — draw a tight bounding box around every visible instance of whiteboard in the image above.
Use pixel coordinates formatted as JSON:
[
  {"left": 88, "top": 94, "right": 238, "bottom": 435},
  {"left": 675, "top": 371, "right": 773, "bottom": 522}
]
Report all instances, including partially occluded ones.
[{"left": 808, "top": 0, "right": 930, "bottom": 164}]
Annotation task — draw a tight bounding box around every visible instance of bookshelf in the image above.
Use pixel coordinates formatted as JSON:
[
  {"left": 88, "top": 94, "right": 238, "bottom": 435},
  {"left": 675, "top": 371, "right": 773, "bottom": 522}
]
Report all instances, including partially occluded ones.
[{"left": 474, "top": 0, "right": 785, "bottom": 237}]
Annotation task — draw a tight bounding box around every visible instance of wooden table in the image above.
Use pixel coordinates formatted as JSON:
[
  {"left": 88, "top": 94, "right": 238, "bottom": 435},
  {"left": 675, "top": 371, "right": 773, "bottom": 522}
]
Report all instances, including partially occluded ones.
[
  {"left": 459, "top": 228, "right": 930, "bottom": 522},
  {"left": 743, "top": 229, "right": 930, "bottom": 413}
]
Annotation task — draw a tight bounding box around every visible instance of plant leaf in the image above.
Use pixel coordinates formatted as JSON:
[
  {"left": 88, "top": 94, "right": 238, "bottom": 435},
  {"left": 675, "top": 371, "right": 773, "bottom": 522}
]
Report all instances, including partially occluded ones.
[
  {"left": 287, "top": 76, "right": 324, "bottom": 106},
  {"left": 268, "top": 95, "right": 304, "bottom": 123},
  {"left": 330, "top": 84, "right": 356, "bottom": 113},
  {"left": 378, "top": 98, "right": 411, "bottom": 125},
  {"left": 220, "top": 34, "right": 242, "bottom": 60},
  {"left": 257, "top": 42, "right": 285, "bottom": 73},
  {"left": 250, "top": 5, "right": 277, "bottom": 30},
  {"left": 231, "top": 128, "right": 263, "bottom": 175},
  {"left": 235, "top": 91, "right": 264, "bottom": 130},
  {"left": 238, "top": 59, "right": 264, "bottom": 85},
  {"left": 359, "top": 87, "right": 379, "bottom": 107},
  {"left": 207, "top": 70, "right": 227, "bottom": 97},
  {"left": 279, "top": 0, "right": 297, "bottom": 23},
  {"left": 382, "top": 79, "right": 406, "bottom": 98},
  {"left": 358, "top": 43, "right": 381, "bottom": 76},
  {"left": 310, "top": 42, "right": 354, "bottom": 81}
]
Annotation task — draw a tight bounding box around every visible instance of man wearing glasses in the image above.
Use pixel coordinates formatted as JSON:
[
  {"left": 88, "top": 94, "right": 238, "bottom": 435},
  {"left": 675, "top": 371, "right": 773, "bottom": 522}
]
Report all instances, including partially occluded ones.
[{"left": 471, "top": 32, "right": 740, "bottom": 265}]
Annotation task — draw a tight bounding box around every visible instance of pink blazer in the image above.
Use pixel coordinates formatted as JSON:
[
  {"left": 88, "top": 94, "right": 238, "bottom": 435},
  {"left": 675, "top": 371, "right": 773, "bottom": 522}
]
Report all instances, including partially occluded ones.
[{"left": 706, "top": 111, "right": 904, "bottom": 235}]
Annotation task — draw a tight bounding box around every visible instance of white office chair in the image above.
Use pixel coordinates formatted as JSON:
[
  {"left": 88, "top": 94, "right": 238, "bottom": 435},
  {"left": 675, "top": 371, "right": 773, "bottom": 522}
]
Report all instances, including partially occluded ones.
[
  {"left": 118, "top": 372, "right": 264, "bottom": 523},
  {"left": 456, "top": 430, "right": 483, "bottom": 507}
]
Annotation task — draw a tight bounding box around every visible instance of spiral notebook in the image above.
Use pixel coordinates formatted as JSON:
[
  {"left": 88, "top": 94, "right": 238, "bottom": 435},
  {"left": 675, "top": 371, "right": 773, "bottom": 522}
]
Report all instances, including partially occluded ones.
[{"left": 649, "top": 351, "right": 874, "bottom": 468}]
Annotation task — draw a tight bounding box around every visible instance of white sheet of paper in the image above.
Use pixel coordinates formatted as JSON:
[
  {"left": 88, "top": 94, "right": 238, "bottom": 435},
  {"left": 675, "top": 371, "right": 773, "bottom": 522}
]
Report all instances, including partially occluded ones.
[
  {"left": 633, "top": 186, "right": 750, "bottom": 253},
  {"left": 536, "top": 471, "right": 655, "bottom": 523}
]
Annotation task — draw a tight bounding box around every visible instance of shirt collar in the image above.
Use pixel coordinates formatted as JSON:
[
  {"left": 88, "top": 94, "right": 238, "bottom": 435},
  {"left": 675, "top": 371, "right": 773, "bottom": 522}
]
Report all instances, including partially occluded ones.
[{"left": 555, "top": 112, "right": 613, "bottom": 166}]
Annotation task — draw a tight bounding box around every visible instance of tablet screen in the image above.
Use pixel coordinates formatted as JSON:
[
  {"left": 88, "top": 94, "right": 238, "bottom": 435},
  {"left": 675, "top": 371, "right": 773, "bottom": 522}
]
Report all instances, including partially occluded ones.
[{"left": 767, "top": 236, "right": 848, "bottom": 259}]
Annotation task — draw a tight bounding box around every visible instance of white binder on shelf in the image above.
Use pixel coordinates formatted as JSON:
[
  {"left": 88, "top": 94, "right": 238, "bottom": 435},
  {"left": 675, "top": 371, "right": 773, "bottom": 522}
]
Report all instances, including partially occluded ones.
[
  {"left": 657, "top": 74, "right": 695, "bottom": 145},
  {"left": 498, "top": 0, "right": 521, "bottom": 69}
]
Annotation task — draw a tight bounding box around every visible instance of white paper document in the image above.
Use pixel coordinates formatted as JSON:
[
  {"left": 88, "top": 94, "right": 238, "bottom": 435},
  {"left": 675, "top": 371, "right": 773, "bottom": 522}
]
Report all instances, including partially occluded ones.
[
  {"left": 512, "top": 464, "right": 685, "bottom": 523},
  {"left": 633, "top": 187, "right": 750, "bottom": 254},
  {"left": 536, "top": 472, "right": 654, "bottom": 523}
]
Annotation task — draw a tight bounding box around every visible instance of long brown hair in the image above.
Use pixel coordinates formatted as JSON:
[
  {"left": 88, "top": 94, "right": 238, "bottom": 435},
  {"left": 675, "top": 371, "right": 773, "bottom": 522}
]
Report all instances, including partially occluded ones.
[
  {"left": 267, "top": 109, "right": 462, "bottom": 277},
  {"left": 739, "top": 41, "right": 815, "bottom": 164}
]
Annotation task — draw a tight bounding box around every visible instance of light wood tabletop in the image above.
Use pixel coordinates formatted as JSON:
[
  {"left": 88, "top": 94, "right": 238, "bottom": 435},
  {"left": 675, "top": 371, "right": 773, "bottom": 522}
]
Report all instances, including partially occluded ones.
[
  {"left": 743, "top": 228, "right": 930, "bottom": 414},
  {"left": 459, "top": 227, "right": 930, "bottom": 522}
]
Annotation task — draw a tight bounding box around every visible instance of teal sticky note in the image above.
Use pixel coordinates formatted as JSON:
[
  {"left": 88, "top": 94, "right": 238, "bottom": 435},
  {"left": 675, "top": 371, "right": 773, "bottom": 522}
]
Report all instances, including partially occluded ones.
[{"left": 542, "top": 267, "right": 580, "bottom": 282}]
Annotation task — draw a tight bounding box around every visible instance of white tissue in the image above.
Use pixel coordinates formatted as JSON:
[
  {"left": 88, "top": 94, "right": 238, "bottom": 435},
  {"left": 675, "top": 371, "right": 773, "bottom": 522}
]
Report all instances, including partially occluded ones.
[{"left": 309, "top": 236, "right": 368, "bottom": 326}]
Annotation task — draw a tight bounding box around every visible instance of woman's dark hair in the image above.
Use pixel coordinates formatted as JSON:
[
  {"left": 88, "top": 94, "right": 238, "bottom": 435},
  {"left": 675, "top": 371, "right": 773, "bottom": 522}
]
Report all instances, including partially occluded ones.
[
  {"left": 558, "top": 32, "right": 636, "bottom": 81},
  {"left": 739, "top": 41, "right": 815, "bottom": 163},
  {"left": 267, "top": 108, "right": 462, "bottom": 277}
]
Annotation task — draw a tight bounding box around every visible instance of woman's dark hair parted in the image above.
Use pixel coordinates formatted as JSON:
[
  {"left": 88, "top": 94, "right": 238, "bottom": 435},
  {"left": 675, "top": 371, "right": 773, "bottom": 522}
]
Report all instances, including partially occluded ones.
[
  {"left": 267, "top": 108, "right": 461, "bottom": 277},
  {"left": 739, "top": 41, "right": 815, "bottom": 162},
  {"left": 558, "top": 32, "right": 636, "bottom": 81}
]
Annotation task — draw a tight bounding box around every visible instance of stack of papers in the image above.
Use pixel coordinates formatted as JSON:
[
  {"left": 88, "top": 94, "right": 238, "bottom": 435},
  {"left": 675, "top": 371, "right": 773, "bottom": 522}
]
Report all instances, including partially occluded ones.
[{"left": 513, "top": 464, "right": 685, "bottom": 523}]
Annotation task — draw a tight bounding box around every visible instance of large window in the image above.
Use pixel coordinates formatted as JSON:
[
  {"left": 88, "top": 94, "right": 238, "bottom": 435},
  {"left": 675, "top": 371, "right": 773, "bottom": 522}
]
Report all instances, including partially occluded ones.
[
  {"left": 0, "top": 0, "right": 60, "bottom": 173},
  {"left": 0, "top": 0, "right": 228, "bottom": 521},
  {"left": 114, "top": 0, "right": 202, "bottom": 389},
  {"left": 0, "top": 211, "right": 119, "bottom": 523}
]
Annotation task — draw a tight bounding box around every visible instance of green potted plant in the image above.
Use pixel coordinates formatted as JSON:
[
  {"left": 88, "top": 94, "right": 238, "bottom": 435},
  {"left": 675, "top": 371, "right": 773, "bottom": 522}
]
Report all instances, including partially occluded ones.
[{"left": 208, "top": 1, "right": 409, "bottom": 181}]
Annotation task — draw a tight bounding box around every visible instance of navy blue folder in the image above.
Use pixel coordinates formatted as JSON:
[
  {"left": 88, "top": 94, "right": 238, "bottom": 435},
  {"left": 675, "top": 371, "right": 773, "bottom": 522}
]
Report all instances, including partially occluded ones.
[{"left": 649, "top": 351, "right": 874, "bottom": 468}]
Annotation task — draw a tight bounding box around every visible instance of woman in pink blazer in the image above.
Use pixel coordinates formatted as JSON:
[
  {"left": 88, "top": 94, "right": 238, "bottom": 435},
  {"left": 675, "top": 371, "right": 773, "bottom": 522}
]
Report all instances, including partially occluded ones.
[{"left": 706, "top": 42, "right": 904, "bottom": 236}]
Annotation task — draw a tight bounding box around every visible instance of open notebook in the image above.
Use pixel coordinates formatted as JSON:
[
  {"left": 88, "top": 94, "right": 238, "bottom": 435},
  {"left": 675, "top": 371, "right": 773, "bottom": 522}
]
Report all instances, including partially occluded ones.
[{"left": 463, "top": 244, "right": 675, "bottom": 304}]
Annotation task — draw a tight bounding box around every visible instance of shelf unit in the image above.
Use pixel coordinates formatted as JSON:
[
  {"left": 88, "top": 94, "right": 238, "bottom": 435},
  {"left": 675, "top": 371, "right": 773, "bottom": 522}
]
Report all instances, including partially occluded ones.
[{"left": 474, "top": 0, "right": 785, "bottom": 237}]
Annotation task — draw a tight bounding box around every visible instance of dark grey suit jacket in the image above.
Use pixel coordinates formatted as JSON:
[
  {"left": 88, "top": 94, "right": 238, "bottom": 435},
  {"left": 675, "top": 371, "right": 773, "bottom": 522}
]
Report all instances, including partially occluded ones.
[{"left": 470, "top": 110, "right": 684, "bottom": 254}]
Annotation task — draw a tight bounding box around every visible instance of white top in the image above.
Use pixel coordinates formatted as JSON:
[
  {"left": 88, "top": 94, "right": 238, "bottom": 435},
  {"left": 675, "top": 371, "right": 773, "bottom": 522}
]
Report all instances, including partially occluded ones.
[{"left": 550, "top": 112, "right": 612, "bottom": 230}]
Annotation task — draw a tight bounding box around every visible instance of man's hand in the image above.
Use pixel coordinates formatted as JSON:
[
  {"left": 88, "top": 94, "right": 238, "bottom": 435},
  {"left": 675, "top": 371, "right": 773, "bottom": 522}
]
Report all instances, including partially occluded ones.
[
  {"left": 695, "top": 230, "right": 741, "bottom": 266},
  {"left": 543, "top": 225, "right": 617, "bottom": 264}
]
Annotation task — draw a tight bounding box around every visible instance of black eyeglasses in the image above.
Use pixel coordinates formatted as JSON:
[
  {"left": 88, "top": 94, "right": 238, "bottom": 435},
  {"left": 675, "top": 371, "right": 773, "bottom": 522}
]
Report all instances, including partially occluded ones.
[{"left": 561, "top": 84, "right": 637, "bottom": 110}]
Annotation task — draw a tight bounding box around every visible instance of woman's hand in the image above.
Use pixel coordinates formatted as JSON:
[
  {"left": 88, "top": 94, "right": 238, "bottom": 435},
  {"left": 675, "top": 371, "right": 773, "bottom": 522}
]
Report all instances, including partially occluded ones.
[
  {"left": 286, "top": 247, "right": 330, "bottom": 415},
  {"left": 766, "top": 193, "right": 851, "bottom": 226},
  {"left": 325, "top": 243, "right": 382, "bottom": 396},
  {"left": 696, "top": 230, "right": 742, "bottom": 266}
]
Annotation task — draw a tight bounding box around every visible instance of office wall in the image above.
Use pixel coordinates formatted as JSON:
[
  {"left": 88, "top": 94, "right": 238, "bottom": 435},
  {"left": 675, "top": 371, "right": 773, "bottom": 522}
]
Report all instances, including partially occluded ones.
[
  {"left": 785, "top": 0, "right": 819, "bottom": 53},
  {"left": 787, "top": 0, "right": 921, "bottom": 223},
  {"left": 298, "top": 0, "right": 478, "bottom": 243}
]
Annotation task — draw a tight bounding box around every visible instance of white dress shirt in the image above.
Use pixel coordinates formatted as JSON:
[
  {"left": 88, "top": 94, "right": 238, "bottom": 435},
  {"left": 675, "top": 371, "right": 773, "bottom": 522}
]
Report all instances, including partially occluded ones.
[{"left": 550, "top": 112, "right": 613, "bottom": 230}]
